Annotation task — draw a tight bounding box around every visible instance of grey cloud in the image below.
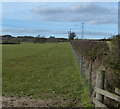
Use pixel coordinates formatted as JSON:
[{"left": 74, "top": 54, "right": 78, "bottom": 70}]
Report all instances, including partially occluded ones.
[
  {"left": 75, "top": 30, "right": 112, "bottom": 36},
  {"left": 70, "top": 3, "right": 112, "bottom": 15},
  {"left": 88, "top": 16, "right": 117, "bottom": 24},
  {"left": 2, "top": 28, "right": 113, "bottom": 37},
  {"left": 2, "top": 28, "right": 67, "bottom": 35},
  {"left": 85, "top": 31, "right": 112, "bottom": 36},
  {"left": 2, "top": 28, "right": 52, "bottom": 34},
  {"left": 32, "top": 7, "right": 64, "bottom": 15},
  {"left": 90, "top": 18, "right": 117, "bottom": 24},
  {"left": 43, "top": 15, "right": 60, "bottom": 21},
  {"left": 31, "top": 3, "right": 117, "bottom": 25}
]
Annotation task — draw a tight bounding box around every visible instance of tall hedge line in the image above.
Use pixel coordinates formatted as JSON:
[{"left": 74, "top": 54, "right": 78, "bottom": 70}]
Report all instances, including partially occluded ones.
[
  {"left": 71, "top": 38, "right": 120, "bottom": 90},
  {"left": 71, "top": 39, "right": 109, "bottom": 63}
]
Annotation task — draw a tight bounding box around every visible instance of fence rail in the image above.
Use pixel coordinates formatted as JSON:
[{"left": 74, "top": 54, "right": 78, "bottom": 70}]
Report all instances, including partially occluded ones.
[
  {"left": 95, "top": 87, "right": 120, "bottom": 102},
  {"left": 92, "top": 71, "right": 120, "bottom": 108},
  {"left": 93, "top": 98, "right": 108, "bottom": 108}
]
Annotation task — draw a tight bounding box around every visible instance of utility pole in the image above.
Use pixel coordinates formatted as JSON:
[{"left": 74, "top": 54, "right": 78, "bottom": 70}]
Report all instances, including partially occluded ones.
[
  {"left": 70, "top": 29, "right": 71, "bottom": 34},
  {"left": 81, "top": 22, "right": 84, "bottom": 39},
  {"left": 68, "top": 29, "right": 71, "bottom": 39},
  {"left": 118, "top": 1, "right": 120, "bottom": 35}
]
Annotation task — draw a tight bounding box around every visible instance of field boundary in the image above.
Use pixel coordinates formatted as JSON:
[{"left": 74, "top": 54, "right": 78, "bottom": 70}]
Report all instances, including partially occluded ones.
[
  {"left": 92, "top": 71, "right": 120, "bottom": 108},
  {"left": 70, "top": 42, "right": 120, "bottom": 108}
]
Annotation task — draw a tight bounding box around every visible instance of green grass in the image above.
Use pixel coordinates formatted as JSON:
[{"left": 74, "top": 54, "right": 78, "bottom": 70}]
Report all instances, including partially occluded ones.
[
  {"left": 2, "top": 42, "right": 92, "bottom": 107},
  {"left": 107, "top": 41, "right": 112, "bottom": 52}
]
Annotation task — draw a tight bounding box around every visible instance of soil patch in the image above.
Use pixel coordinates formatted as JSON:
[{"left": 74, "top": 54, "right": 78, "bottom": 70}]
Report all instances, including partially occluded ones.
[{"left": 2, "top": 96, "right": 62, "bottom": 107}]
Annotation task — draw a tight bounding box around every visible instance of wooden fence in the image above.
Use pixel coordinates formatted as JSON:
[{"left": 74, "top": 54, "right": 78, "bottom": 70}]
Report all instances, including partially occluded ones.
[
  {"left": 92, "top": 71, "right": 120, "bottom": 108},
  {"left": 70, "top": 44, "right": 120, "bottom": 108}
]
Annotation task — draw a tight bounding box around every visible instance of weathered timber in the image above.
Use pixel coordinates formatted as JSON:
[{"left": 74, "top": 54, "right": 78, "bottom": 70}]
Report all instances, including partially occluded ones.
[
  {"left": 115, "top": 87, "right": 120, "bottom": 95},
  {"left": 89, "top": 62, "right": 93, "bottom": 96},
  {"left": 95, "top": 71, "right": 105, "bottom": 102},
  {"left": 93, "top": 98, "right": 108, "bottom": 108},
  {"left": 95, "top": 87, "right": 120, "bottom": 102}
]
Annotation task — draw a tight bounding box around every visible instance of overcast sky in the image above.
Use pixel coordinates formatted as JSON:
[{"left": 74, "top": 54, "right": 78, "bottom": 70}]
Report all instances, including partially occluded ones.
[{"left": 2, "top": 2, "right": 118, "bottom": 39}]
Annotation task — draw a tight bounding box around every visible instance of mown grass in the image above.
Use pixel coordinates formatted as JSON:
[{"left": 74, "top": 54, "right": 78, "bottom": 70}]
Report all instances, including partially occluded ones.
[{"left": 2, "top": 42, "right": 92, "bottom": 107}]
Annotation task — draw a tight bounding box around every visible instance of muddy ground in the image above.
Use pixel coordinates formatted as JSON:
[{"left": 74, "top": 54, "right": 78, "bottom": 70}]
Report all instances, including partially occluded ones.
[{"left": 2, "top": 96, "right": 66, "bottom": 107}]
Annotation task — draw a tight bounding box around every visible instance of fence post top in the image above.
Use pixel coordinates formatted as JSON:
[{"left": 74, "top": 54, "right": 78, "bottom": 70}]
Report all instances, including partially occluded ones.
[{"left": 99, "top": 66, "right": 106, "bottom": 71}]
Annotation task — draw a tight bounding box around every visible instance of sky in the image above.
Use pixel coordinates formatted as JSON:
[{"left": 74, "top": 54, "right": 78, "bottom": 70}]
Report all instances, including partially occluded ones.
[{"left": 1, "top": 2, "right": 119, "bottom": 39}]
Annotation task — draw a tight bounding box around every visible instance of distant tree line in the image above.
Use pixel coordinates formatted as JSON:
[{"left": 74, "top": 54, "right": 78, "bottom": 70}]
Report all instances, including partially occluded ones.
[{"left": 0, "top": 34, "right": 68, "bottom": 44}]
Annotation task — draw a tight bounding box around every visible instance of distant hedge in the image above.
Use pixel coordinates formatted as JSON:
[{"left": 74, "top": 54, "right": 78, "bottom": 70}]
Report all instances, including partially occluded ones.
[
  {"left": 1, "top": 41, "right": 20, "bottom": 44},
  {"left": 71, "top": 39, "right": 109, "bottom": 63}
]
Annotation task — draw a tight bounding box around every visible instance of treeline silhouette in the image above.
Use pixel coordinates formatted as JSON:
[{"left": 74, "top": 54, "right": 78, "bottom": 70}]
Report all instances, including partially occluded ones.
[{"left": 0, "top": 35, "right": 68, "bottom": 44}]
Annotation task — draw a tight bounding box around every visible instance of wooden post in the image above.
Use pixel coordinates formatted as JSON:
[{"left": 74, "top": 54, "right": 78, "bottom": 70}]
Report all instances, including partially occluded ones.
[
  {"left": 79, "top": 56, "right": 83, "bottom": 75},
  {"left": 95, "top": 70, "right": 105, "bottom": 106},
  {"left": 77, "top": 54, "right": 80, "bottom": 66},
  {"left": 89, "top": 62, "right": 92, "bottom": 97},
  {"left": 80, "top": 57, "right": 82, "bottom": 75}
]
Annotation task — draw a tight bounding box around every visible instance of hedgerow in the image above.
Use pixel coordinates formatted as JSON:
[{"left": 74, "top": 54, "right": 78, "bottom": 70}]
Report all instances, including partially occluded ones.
[
  {"left": 70, "top": 37, "right": 120, "bottom": 107},
  {"left": 70, "top": 37, "right": 120, "bottom": 90},
  {"left": 71, "top": 39, "right": 109, "bottom": 63}
]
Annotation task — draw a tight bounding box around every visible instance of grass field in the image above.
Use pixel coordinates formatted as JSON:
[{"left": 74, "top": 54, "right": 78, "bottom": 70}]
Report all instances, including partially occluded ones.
[
  {"left": 107, "top": 41, "right": 112, "bottom": 52},
  {"left": 2, "top": 42, "right": 91, "bottom": 107}
]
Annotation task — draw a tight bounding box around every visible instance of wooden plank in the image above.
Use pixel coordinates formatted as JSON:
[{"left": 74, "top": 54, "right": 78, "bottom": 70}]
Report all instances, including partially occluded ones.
[
  {"left": 115, "top": 87, "right": 120, "bottom": 95},
  {"left": 95, "top": 87, "right": 120, "bottom": 102},
  {"left": 95, "top": 71, "right": 105, "bottom": 102},
  {"left": 93, "top": 98, "right": 108, "bottom": 108},
  {"left": 89, "top": 62, "right": 92, "bottom": 96}
]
